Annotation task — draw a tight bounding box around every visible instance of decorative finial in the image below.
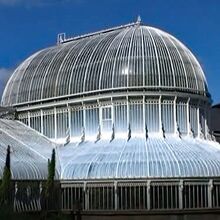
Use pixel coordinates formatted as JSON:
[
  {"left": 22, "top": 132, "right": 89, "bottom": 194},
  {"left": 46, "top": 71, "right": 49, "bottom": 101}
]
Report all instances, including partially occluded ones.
[{"left": 137, "top": 15, "right": 141, "bottom": 24}]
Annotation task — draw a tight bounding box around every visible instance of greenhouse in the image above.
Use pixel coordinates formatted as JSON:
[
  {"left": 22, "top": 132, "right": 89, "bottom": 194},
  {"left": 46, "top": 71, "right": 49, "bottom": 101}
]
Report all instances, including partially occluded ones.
[{"left": 1, "top": 20, "right": 220, "bottom": 215}]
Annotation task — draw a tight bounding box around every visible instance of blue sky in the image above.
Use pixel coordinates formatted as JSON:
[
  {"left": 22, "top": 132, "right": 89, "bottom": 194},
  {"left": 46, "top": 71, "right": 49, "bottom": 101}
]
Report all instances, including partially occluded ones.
[{"left": 0, "top": 0, "right": 219, "bottom": 104}]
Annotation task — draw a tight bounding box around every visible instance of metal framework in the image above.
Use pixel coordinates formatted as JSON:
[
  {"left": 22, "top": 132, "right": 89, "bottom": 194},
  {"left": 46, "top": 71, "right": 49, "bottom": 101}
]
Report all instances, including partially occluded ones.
[
  {"left": 1, "top": 22, "right": 220, "bottom": 213},
  {"left": 0, "top": 119, "right": 58, "bottom": 180},
  {"left": 61, "top": 179, "right": 219, "bottom": 211},
  {"left": 2, "top": 24, "right": 208, "bottom": 106},
  {"left": 15, "top": 96, "right": 209, "bottom": 140}
]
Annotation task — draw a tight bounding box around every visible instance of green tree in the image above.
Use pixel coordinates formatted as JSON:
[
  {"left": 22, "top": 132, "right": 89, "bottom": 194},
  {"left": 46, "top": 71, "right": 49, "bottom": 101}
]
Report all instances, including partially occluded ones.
[
  {"left": 0, "top": 145, "right": 12, "bottom": 207},
  {"left": 45, "top": 148, "right": 56, "bottom": 212},
  {"left": 46, "top": 149, "right": 56, "bottom": 193}
]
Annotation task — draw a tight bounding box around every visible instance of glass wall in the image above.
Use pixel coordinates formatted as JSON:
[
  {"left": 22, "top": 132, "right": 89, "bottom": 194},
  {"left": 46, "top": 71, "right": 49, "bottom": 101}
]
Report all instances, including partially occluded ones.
[
  {"left": 19, "top": 96, "right": 208, "bottom": 140},
  {"left": 114, "top": 101, "right": 127, "bottom": 133},
  {"left": 150, "top": 182, "right": 179, "bottom": 209},
  {"left": 183, "top": 183, "right": 208, "bottom": 209},
  {"left": 118, "top": 182, "right": 148, "bottom": 210},
  {"left": 70, "top": 106, "right": 84, "bottom": 137},
  {"left": 176, "top": 100, "right": 188, "bottom": 134},
  {"left": 56, "top": 108, "right": 68, "bottom": 138},
  {"left": 85, "top": 104, "right": 99, "bottom": 136},
  {"left": 61, "top": 184, "right": 84, "bottom": 211},
  {"left": 30, "top": 111, "right": 41, "bottom": 133},
  {"left": 213, "top": 182, "right": 220, "bottom": 208},
  {"left": 161, "top": 99, "right": 174, "bottom": 133},
  {"left": 18, "top": 113, "right": 29, "bottom": 126},
  {"left": 129, "top": 100, "right": 143, "bottom": 133},
  {"left": 61, "top": 179, "right": 214, "bottom": 212},
  {"left": 87, "top": 183, "right": 115, "bottom": 210},
  {"left": 101, "top": 106, "right": 112, "bottom": 132},
  {"left": 43, "top": 109, "right": 55, "bottom": 138},
  {"left": 145, "top": 99, "right": 159, "bottom": 132},
  {"left": 189, "top": 103, "right": 198, "bottom": 136}
]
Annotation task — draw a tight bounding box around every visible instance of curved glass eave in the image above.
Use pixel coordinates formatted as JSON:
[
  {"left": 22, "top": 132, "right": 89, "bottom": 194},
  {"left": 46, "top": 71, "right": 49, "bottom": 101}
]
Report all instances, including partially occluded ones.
[{"left": 59, "top": 136, "right": 220, "bottom": 180}]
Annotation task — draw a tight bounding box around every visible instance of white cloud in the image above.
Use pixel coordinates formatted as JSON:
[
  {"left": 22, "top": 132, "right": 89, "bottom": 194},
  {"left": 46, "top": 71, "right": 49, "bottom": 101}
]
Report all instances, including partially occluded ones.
[{"left": 0, "top": 68, "right": 13, "bottom": 101}]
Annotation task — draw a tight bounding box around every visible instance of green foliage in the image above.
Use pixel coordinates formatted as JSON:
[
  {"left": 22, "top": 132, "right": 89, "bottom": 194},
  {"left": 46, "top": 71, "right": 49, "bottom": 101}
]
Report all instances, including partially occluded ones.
[
  {"left": 0, "top": 146, "right": 11, "bottom": 207},
  {"left": 45, "top": 149, "right": 56, "bottom": 198},
  {"left": 5, "top": 145, "right": 10, "bottom": 170}
]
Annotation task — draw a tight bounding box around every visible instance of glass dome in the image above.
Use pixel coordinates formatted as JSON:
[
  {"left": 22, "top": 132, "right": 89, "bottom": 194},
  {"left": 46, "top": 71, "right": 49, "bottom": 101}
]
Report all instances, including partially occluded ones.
[{"left": 2, "top": 23, "right": 208, "bottom": 106}]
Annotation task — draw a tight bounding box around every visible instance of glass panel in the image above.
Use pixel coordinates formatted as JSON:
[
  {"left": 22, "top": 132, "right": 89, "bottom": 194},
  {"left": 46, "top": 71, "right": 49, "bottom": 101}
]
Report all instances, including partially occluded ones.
[
  {"left": 70, "top": 107, "right": 84, "bottom": 137},
  {"left": 189, "top": 104, "right": 198, "bottom": 136},
  {"left": 176, "top": 101, "right": 187, "bottom": 134},
  {"left": 114, "top": 103, "right": 127, "bottom": 132},
  {"left": 145, "top": 100, "right": 159, "bottom": 132},
  {"left": 43, "top": 110, "right": 55, "bottom": 138},
  {"left": 129, "top": 102, "right": 143, "bottom": 133},
  {"left": 85, "top": 107, "right": 99, "bottom": 135},
  {"left": 30, "top": 112, "right": 41, "bottom": 133},
  {"left": 102, "top": 107, "right": 112, "bottom": 132},
  {"left": 161, "top": 100, "right": 174, "bottom": 133},
  {"left": 57, "top": 108, "right": 68, "bottom": 138}
]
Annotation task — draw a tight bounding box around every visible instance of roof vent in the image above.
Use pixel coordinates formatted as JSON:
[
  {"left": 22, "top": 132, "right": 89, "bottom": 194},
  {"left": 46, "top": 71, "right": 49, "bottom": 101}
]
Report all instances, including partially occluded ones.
[{"left": 57, "top": 33, "right": 66, "bottom": 45}]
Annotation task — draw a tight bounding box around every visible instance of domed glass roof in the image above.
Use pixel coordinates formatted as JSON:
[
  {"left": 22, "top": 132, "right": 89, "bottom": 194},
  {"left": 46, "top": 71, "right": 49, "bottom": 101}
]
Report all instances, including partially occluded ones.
[{"left": 2, "top": 23, "right": 208, "bottom": 106}]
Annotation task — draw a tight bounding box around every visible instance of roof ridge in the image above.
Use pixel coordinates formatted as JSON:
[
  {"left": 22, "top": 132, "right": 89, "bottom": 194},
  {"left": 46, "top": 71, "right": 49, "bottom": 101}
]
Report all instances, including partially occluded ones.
[{"left": 57, "top": 22, "right": 142, "bottom": 45}]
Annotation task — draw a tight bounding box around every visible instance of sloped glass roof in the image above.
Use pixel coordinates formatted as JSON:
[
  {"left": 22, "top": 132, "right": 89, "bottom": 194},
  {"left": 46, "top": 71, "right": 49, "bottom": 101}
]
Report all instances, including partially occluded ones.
[
  {"left": 0, "top": 119, "right": 59, "bottom": 180},
  {"left": 59, "top": 135, "right": 220, "bottom": 179},
  {"left": 1, "top": 119, "right": 220, "bottom": 180}
]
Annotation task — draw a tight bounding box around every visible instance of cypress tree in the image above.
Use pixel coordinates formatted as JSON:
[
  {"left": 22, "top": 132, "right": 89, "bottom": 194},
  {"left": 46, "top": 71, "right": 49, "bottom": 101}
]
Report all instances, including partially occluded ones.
[
  {"left": 0, "top": 145, "right": 11, "bottom": 207},
  {"left": 45, "top": 149, "right": 56, "bottom": 202}
]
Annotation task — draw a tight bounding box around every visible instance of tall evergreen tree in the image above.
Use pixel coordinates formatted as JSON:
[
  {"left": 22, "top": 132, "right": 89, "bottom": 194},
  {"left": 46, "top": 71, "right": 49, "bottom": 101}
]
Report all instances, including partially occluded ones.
[
  {"left": 45, "top": 148, "right": 56, "bottom": 198},
  {"left": 0, "top": 145, "right": 11, "bottom": 207}
]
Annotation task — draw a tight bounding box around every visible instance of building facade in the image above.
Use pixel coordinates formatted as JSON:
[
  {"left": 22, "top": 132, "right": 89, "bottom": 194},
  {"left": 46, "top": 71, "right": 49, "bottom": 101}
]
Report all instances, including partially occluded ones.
[
  {"left": 1, "top": 21, "right": 220, "bottom": 218},
  {"left": 2, "top": 21, "right": 211, "bottom": 141}
]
